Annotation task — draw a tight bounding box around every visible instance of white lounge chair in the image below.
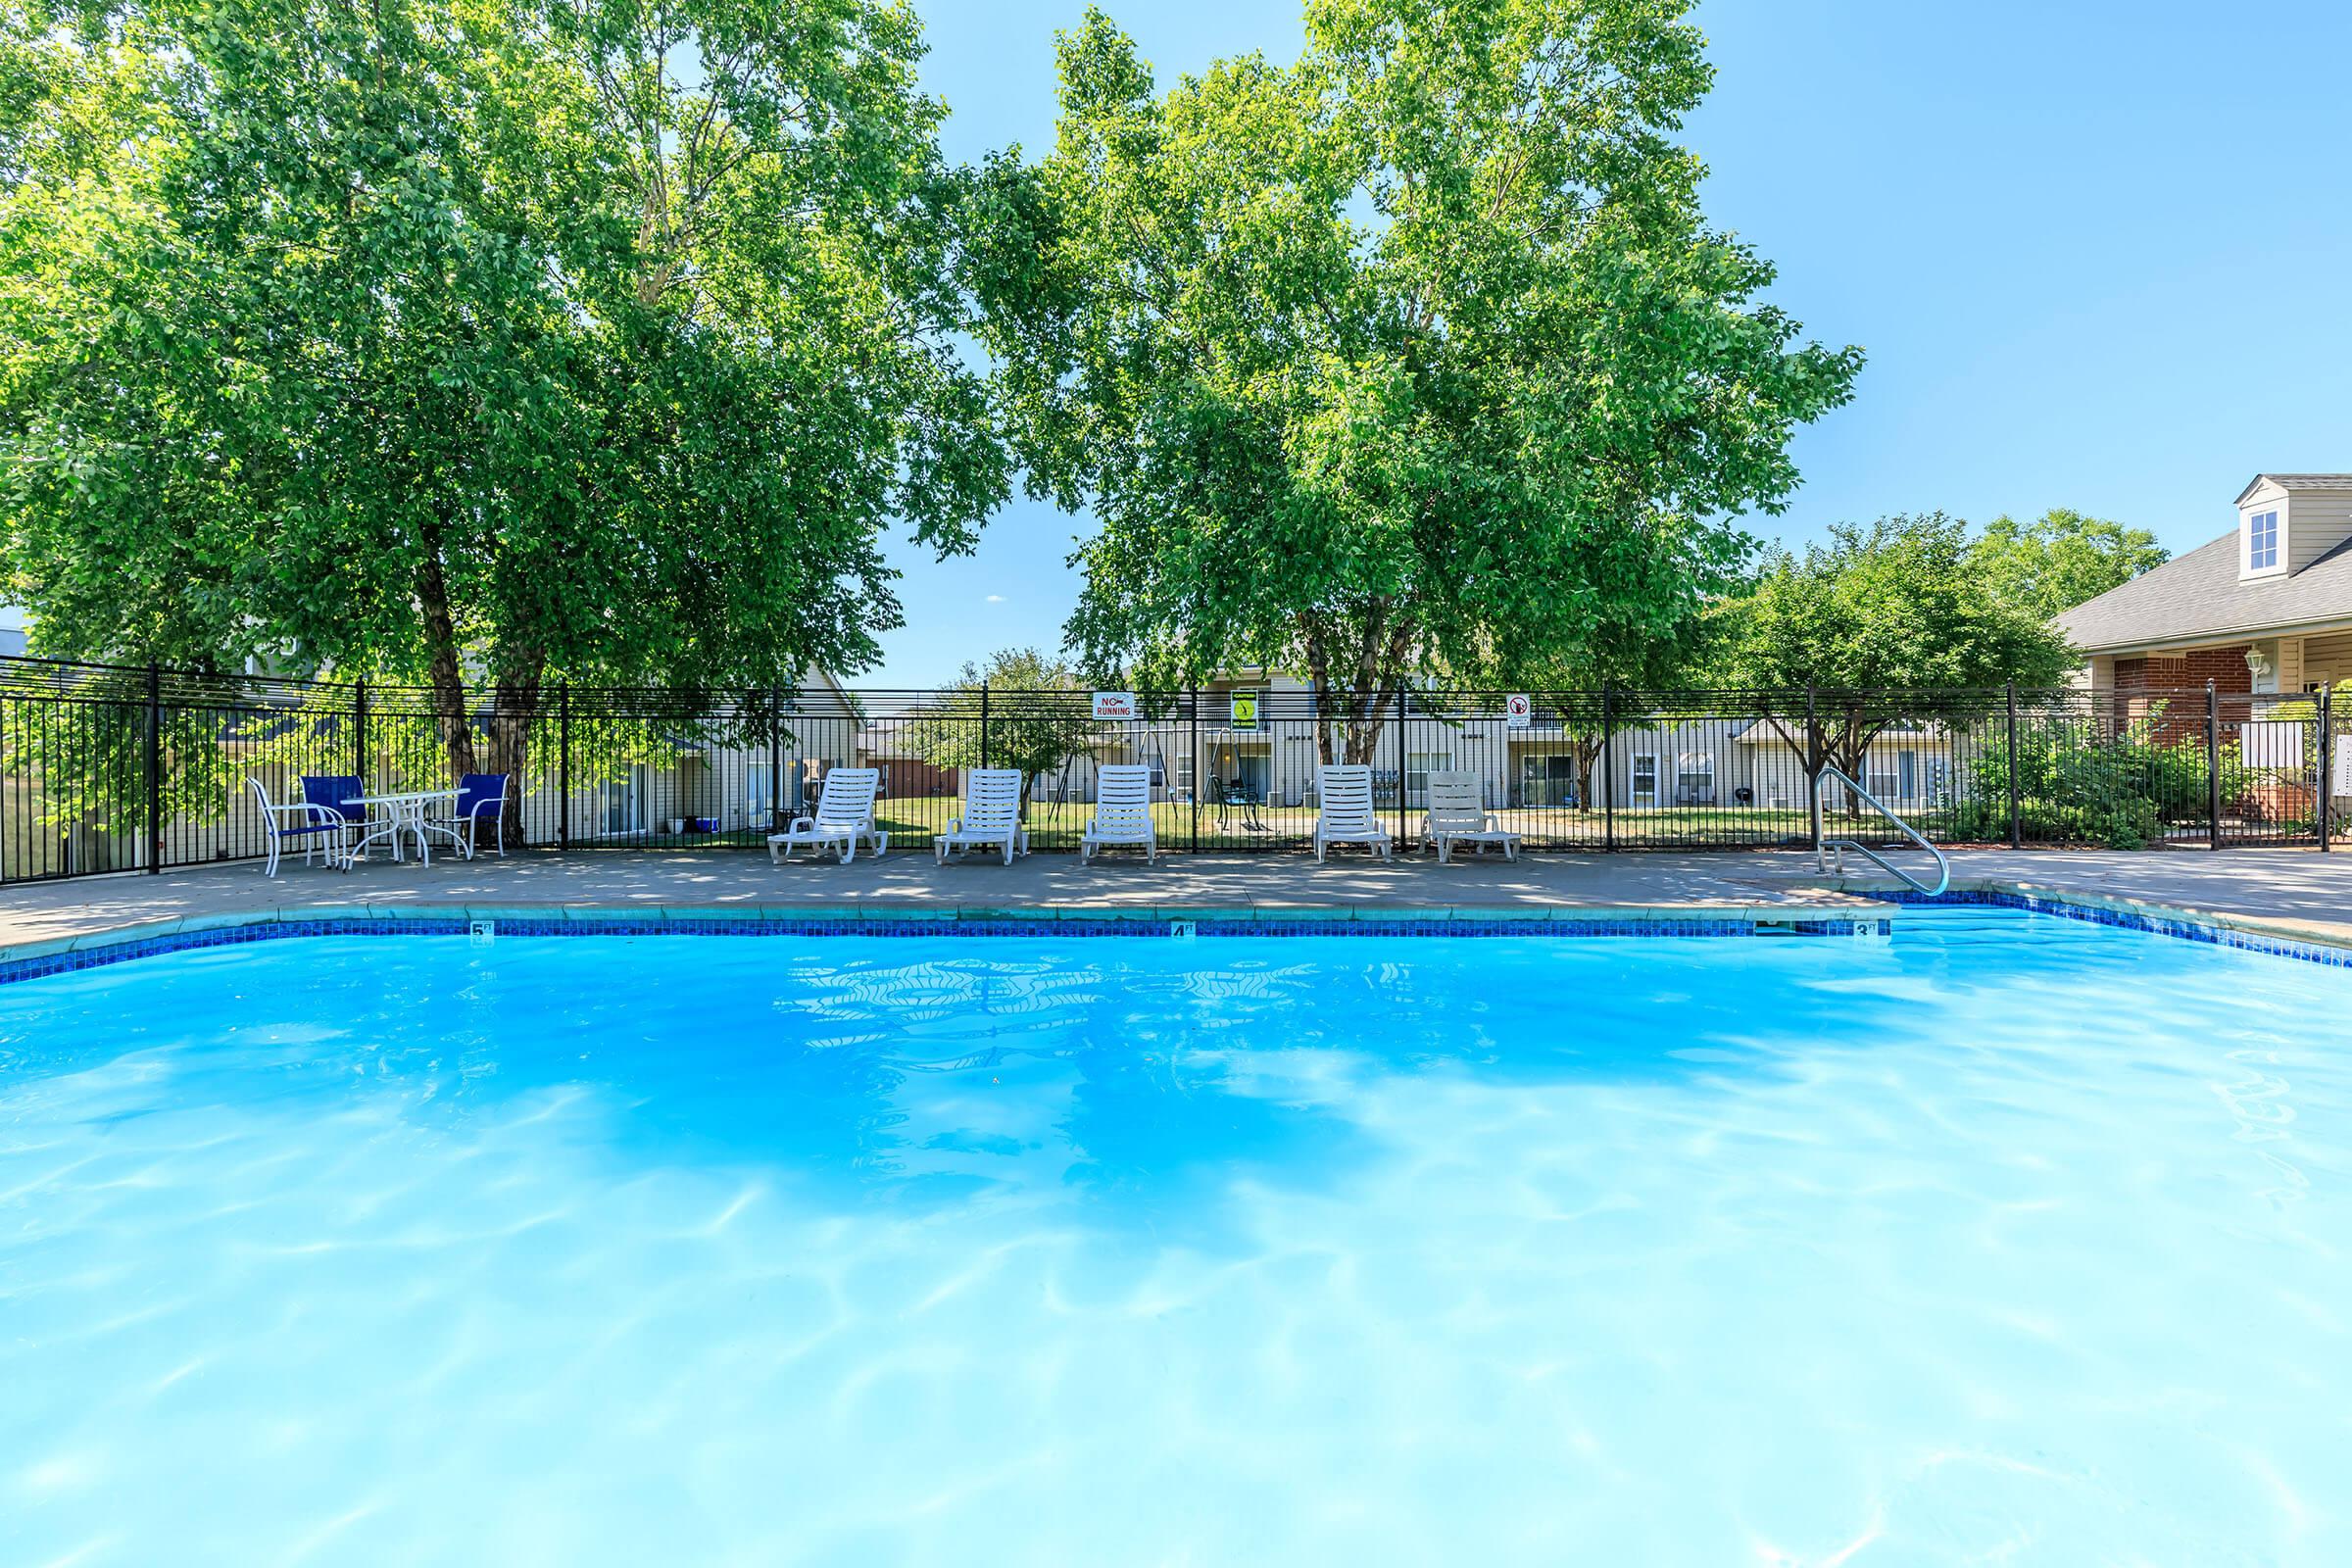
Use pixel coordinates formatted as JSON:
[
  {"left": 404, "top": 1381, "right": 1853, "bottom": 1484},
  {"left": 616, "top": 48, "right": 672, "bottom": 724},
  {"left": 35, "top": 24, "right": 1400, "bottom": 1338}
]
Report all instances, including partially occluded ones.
[
  {"left": 768, "top": 767, "right": 887, "bottom": 864},
  {"left": 935, "top": 767, "right": 1026, "bottom": 865},
  {"left": 1423, "top": 769, "right": 1520, "bottom": 864},
  {"left": 1081, "top": 763, "right": 1157, "bottom": 864},
  {"left": 1313, "top": 764, "right": 1396, "bottom": 862}
]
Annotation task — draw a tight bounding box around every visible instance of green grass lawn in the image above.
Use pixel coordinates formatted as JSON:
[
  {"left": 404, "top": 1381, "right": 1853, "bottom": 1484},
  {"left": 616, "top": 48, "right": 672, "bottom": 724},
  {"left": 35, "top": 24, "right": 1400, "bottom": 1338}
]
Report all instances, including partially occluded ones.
[
  {"left": 872, "top": 800, "right": 1840, "bottom": 851},
  {"left": 632, "top": 800, "right": 1987, "bottom": 855}
]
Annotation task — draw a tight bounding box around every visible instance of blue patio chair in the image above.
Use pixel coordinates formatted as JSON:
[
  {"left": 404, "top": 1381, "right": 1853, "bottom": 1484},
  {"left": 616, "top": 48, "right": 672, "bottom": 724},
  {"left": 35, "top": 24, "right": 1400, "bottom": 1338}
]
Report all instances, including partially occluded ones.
[
  {"left": 454, "top": 772, "right": 511, "bottom": 858},
  {"left": 248, "top": 777, "right": 351, "bottom": 877},
  {"left": 302, "top": 772, "right": 391, "bottom": 862},
  {"left": 300, "top": 774, "right": 367, "bottom": 824}
]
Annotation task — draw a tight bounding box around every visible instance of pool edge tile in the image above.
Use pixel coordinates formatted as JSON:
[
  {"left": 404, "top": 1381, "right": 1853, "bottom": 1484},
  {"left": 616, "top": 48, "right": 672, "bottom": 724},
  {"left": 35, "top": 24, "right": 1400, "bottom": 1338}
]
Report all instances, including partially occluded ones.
[{"left": 0, "top": 886, "right": 2336, "bottom": 983}]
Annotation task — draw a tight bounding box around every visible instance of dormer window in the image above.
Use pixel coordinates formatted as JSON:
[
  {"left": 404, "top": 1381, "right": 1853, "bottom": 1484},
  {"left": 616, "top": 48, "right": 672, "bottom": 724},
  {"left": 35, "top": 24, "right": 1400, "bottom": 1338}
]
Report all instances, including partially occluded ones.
[{"left": 2248, "top": 509, "right": 2279, "bottom": 570}]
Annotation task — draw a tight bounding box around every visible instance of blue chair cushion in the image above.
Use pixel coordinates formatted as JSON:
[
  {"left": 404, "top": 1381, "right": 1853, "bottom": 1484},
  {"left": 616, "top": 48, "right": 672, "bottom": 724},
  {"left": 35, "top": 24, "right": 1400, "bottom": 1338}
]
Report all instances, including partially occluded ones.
[
  {"left": 299, "top": 774, "right": 366, "bottom": 825},
  {"left": 456, "top": 773, "right": 507, "bottom": 819}
]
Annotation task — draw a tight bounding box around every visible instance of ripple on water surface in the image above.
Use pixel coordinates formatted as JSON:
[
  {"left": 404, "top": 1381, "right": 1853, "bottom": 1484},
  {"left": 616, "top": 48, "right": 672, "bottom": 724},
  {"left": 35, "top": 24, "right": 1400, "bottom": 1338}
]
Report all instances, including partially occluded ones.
[{"left": 2, "top": 911, "right": 2349, "bottom": 1565}]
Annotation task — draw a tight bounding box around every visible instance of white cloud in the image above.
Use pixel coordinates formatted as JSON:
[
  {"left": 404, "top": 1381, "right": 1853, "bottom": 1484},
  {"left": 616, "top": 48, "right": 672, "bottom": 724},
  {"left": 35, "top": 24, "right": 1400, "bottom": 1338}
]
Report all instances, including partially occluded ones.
[{"left": 984, "top": 594, "right": 1006, "bottom": 604}]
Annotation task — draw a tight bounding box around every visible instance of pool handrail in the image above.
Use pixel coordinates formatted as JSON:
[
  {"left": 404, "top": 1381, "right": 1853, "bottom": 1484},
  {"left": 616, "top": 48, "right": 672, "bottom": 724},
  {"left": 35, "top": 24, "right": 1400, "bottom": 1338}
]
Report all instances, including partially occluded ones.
[{"left": 1813, "top": 764, "right": 1950, "bottom": 898}]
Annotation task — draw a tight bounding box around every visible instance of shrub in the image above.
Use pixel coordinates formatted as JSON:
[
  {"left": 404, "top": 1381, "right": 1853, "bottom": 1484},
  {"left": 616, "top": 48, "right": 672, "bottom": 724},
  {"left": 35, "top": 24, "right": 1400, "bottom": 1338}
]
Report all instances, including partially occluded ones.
[{"left": 1953, "top": 707, "right": 2233, "bottom": 849}]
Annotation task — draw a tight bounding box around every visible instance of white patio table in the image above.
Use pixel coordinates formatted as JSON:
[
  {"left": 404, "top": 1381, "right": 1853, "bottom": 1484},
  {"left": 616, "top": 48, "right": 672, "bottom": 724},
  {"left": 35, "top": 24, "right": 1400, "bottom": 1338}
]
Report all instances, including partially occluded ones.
[{"left": 345, "top": 790, "right": 464, "bottom": 866}]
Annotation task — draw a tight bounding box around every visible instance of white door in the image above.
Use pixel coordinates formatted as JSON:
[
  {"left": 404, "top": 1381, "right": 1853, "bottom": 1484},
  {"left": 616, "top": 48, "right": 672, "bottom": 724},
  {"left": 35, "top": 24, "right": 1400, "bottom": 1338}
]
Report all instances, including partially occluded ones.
[
  {"left": 601, "top": 766, "right": 647, "bottom": 835},
  {"left": 746, "top": 761, "right": 776, "bottom": 830}
]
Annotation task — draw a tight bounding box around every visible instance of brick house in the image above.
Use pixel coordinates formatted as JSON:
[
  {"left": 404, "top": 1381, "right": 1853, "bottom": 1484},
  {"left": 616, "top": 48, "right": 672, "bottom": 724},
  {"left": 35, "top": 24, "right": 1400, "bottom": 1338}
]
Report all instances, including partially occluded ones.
[
  {"left": 2059, "top": 473, "right": 2352, "bottom": 719},
  {"left": 2058, "top": 476, "right": 2352, "bottom": 830}
]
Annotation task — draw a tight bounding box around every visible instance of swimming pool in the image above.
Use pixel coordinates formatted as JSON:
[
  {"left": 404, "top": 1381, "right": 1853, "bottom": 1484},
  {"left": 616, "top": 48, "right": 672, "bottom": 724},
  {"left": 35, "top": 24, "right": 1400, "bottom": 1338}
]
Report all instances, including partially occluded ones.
[{"left": 2, "top": 908, "right": 2345, "bottom": 1564}]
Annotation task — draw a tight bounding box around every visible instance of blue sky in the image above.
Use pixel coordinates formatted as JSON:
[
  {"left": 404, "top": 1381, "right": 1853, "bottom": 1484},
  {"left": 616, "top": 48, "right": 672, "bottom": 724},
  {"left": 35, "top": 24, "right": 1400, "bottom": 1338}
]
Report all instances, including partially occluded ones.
[{"left": 871, "top": 0, "right": 2352, "bottom": 684}]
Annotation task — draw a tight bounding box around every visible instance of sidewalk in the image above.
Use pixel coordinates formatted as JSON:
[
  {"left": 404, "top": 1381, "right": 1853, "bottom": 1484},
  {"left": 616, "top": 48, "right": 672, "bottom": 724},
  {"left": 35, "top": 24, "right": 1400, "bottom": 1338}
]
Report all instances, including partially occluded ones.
[{"left": 3, "top": 845, "right": 2350, "bottom": 956}]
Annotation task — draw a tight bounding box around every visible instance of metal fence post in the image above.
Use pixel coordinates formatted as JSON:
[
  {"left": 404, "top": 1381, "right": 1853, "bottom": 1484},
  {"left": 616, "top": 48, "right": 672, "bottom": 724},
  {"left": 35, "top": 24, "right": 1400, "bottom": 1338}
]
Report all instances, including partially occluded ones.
[
  {"left": 1601, "top": 685, "right": 1616, "bottom": 852},
  {"left": 1804, "top": 683, "right": 1821, "bottom": 853},
  {"left": 1189, "top": 683, "right": 1200, "bottom": 855},
  {"left": 2206, "top": 679, "right": 2222, "bottom": 851},
  {"left": 144, "top": 661, "right": 162, "bottom": 874},
  {"left": 557, "top": 680, "right": 571, "bottom": 850},
  {"left": 2321, "top": 684, "right": 2333, "bottom": 853},
  {"left": 1394, "top": 686, "right": 1408, "bottom": 846},
  {"left": 2005, "top": 681, "right": 2021, "bottom": 850},
  {"left": 979, "top": 682, "right": 991, "bottom": 771},
  {"left": 768, "top": 684, "right": 785, "bottom": 834}
]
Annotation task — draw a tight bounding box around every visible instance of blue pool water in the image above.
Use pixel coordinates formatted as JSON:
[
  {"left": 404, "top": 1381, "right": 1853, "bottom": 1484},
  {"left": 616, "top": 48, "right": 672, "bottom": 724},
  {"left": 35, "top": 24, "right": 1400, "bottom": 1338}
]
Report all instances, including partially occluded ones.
[{"left": 2, "top": 909, "right": 2347, "bottom": 1565}]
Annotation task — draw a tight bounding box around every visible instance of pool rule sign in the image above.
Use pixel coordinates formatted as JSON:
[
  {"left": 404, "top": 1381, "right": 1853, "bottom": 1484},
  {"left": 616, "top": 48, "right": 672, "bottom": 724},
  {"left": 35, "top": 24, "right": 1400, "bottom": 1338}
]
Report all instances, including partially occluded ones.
[
  {"left": 1229, "top": 692, "right": 1259, "bottom": 732},
  {"left": 1091, "top": 691, "right": 1137, "bottom": 721},
  {"left": 1505, "top": 694, "right": 1533, "bottom": 729}
]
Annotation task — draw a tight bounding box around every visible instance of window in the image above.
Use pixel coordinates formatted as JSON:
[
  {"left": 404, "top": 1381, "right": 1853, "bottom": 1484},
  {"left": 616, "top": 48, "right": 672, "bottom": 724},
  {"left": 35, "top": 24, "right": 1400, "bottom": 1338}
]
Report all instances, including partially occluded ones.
[
  {"left": 1405, "top": 751, "right": 1449, "bottom": 807},
  {"left": 1674, "top": 752, "right": 1714, "bottom": 806},
  {"left": 1631, "top": 753, "right": 1659, "bottom": 808},
  {"left": 1898, "top": 749, "right": 1918, "bottom": 800},
  {"left": 2249, "top": 509, "right": 2279, "bottom": 570}
]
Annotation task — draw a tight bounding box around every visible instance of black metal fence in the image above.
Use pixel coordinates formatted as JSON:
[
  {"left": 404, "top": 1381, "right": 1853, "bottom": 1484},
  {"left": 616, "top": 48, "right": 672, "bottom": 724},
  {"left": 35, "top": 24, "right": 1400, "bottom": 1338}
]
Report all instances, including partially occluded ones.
[{"left": 0, "top": 654, "right": 2340, "bottom": 883}]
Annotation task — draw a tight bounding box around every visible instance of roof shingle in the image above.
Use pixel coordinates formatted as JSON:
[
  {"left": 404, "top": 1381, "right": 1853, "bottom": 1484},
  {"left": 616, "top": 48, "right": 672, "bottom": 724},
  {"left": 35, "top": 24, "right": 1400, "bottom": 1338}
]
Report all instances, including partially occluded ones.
[
  {"left": 2055, "top": 527, "right": 2352, "bottom": 653},
  {"left": 2236, "top": 473, "right": 2352, "bottom": 504}
]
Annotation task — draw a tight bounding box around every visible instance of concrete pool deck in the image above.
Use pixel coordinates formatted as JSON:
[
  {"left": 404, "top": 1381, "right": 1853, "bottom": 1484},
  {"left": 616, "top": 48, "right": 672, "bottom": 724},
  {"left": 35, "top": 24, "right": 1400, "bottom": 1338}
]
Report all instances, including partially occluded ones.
[{"left": 3, "top": 846, "right": 2351, "bottom": 960}]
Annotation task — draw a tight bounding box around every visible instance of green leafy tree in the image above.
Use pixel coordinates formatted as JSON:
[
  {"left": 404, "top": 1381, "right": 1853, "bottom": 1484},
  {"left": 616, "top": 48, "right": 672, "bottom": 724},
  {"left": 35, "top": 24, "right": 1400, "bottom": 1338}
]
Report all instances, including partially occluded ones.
[
  {"left": 1972, "top": 509, "right": 2169, "bottom": 621},
  {"left": 901, "top": 647, "right": 1102, "bottom": 813},
  {"left": 0, "top": 0, "right": 1005, "bottom": 801},
  {"left": 966, "top": 0, "right": 1861, "bottom": 764},
  {"left": 1705, "top": 513, "right": 2078, "bottom": 811}
]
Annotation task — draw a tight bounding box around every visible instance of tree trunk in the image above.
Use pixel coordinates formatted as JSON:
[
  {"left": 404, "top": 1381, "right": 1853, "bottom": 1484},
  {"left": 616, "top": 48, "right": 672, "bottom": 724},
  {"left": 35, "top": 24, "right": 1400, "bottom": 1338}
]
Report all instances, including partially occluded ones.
[
  {"left": 1302, "top": 633, "right": 1339, "bottom": 767},
  {"left": 1304, "top": 662, "right": 1384, "bottom": 765},
  {"left": 1350, "top": 617, "right": 1418, "bottom": 768},
  {"left": 416, "top": 524, "right": 543, "bottom": 852},
  {"left": 1343, "top": 695, "right": 1388, "bottom": 766},
  {"left": 1573, "top": 733, "right": 1602, "bottom": 812},
  {"left": 482, "top": 656, "right": 543, "bottom": 851},
  {"left": 1830, "top": 710, "right": 1890, "bottom": 822},
  {"left": 416, "top": 525, "right": 481, "bottom": 781}
]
